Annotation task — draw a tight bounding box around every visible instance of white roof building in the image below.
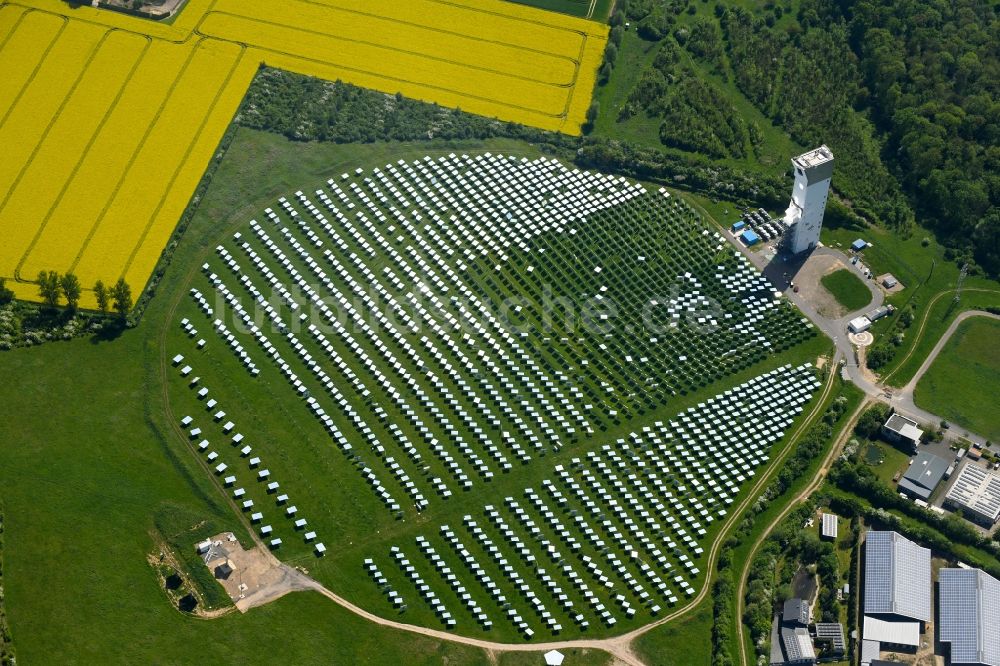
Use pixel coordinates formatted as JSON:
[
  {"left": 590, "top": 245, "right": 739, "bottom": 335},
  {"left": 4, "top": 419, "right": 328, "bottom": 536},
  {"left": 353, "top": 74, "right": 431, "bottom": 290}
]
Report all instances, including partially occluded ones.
[
  {"left": 849, "top": 316, "right": 872, "bottom": 334},
  {"left": 945, "top": 462, "right": 1000, "bottom": 525},
  {"left": 821, "top": 513, "right": 838, "bottom": 539},
  {"left": 862, "top": 616, "right": 920, "bottom": 647}
]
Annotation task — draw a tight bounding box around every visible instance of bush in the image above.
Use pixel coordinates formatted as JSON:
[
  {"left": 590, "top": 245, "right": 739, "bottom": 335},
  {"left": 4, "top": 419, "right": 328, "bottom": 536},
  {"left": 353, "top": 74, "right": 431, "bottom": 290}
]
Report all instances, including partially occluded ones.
[{"left": 638, "top": 8, "right": 671, "bottom": 40}]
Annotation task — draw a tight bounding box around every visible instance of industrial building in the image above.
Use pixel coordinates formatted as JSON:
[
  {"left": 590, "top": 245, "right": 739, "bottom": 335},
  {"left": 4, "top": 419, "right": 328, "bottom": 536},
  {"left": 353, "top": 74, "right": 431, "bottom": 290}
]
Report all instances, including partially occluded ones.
[
  {"left": 898, "top": 452, "right": 949, "bottom": 501},
  {"left": 741, "top": 229, "right": 760, "bottom": 246},
  {"left": 814, "top": 623, "right": 846, "bottom": 657},
  {"left": 861, "top": 531, "right": 930, "bottom": 662},
  {"left": 863, "top": 531, "right": 931, "bottom": 622},
  {"left": 944, "top": 462, "right": 1000, "bottom": 526},
  {"left": 882, "top": 413, "right": 924, "bottom": 453},
  {"left": 865, "top": 305, "right": 894, "bottom": 323},
  {"left": 783, "top": 146, "right": 834, "bottom": 254},
  {"left": 849, "top": 316, "right": 872, "bottom": 334},
  {"left": 783, "top": 598, "right": 811, "bottom": 626},
  {"left": 939, "top": 567, "right": 1000, "bottom": 666}
]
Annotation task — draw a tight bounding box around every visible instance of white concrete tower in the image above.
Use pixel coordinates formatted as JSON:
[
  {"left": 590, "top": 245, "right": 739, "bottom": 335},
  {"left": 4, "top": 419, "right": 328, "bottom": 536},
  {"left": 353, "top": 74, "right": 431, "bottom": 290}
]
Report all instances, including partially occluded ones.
[{"left": 783, "top": 145, "right": 834, "bottom": 254}]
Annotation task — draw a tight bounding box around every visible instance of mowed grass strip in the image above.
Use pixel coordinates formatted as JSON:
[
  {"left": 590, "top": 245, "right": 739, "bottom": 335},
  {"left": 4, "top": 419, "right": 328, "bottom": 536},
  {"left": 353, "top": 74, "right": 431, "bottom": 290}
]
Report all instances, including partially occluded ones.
[
  {"left": 73, "top": 39, "right": 243, "bottom": 289},
  {"left": 820, "top": 268, "right": 872, "bottom": 313},
  {"left": 9, "top": 31, "right": 149, "bottom": 279},
  {"left": 27, "top": 41, "right": 193, "bottom": 285},
  {"left": 913, "top": 316, "right": 1000, "bottom": 442},
  {"left": 198, "top": 13, "right": 571, "bottom": 118},
  {"left": 215, "top": 0, "right": 581, "bottom": 83}
]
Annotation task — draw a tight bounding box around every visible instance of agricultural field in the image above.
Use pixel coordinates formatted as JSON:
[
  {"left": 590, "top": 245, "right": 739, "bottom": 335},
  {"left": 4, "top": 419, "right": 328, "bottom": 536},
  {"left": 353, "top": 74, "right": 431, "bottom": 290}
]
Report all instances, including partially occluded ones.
[
  {"left": 0, "top": 0, "right": 606, "bottom": 308},
  {"left": 913, "top": 317, "right": 1000, "bottom": 442},
  {"left": 505, "top": 0, "right": 615, "bottom": 20},
  {"left": 162, "top": 146, "right": 825, "bottom": 641}
]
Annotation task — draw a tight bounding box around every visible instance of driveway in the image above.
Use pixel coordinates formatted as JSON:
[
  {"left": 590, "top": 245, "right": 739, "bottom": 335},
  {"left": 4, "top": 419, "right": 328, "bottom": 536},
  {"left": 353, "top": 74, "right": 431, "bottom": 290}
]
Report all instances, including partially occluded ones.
[{"left": 721, "top": 233, "right": 994, "bottom": 450}]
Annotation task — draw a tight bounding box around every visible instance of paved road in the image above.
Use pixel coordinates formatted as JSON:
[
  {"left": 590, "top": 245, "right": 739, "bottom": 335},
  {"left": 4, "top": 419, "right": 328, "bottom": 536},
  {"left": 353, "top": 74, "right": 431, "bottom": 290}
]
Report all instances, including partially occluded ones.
[
  {"left": 897, "top": 309, "right": 1000, "bottom": 407},
  {"left": 727, "top": 234, "right": 996, "bottom": 449}
]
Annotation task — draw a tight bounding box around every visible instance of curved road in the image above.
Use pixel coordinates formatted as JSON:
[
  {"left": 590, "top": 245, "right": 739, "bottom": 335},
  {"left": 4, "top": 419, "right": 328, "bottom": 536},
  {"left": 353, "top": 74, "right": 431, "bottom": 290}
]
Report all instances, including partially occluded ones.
[
  {"left": 729, "top": 236, "right": 997, "bottom": 448},
  {"left": 734, "top": 398, "right": 871, "bottom": 666},
  {"left": 894, "top": 310, "right": 1000, "bottom": 425},
  {"left": 156, "top": 191, "right": 996, "bottom": 664}
]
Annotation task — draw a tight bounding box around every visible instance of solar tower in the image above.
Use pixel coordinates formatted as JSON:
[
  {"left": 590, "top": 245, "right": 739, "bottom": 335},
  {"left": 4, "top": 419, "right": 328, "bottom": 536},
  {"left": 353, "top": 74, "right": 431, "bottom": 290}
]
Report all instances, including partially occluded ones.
[{"left": 783, "top": 145, "right": 834, "bottom": 254}]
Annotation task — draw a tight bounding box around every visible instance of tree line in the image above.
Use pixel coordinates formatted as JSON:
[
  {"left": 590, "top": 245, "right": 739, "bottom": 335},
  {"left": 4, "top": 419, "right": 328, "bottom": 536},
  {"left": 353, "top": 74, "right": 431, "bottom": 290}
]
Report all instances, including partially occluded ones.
[
  {"left": 34, "top": 270, "right": 132, "bottom": 318},
  {"left": 707, "top": 387, "right": 853, "bottom": 665}
]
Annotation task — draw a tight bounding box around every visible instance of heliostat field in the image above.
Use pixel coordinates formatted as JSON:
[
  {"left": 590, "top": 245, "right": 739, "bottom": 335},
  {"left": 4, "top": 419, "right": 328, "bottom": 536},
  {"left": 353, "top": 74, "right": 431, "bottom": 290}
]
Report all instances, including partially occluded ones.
[
  {"left": 0, "top": 0, "right": 606, "bottom": 307},
  {"left": 163, "top": 152, "right": 822, "bottom": 639}
]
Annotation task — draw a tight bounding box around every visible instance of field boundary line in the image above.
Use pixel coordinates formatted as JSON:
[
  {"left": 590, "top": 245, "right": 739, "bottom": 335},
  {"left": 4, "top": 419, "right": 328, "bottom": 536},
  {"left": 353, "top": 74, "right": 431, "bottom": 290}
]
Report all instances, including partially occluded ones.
[
  {"left": 279, "top": 0, "right": 587, "bottom": 65},
  {"left": 14, "top": 33, "right": 153, "bottom": 278},
  {"left": 197, "top": 10, "right": 579, "bottom": 88},
  {"left": 66, "top": 37, "right": 206, "bottom": 275},
  {"left": 0, "top": 11, "right": 67, "bottom": 131},
  {"left": 210, "top": 37, "right": 574, "bottom": 121},
  {"left": 0, "top": 2, "right": 27, "bottom": 51},
  {"left": 734, "top": 396, "right": 870, "bottom": 666},
  {"left": 1, "top": 26, "right": 112, "bottom": 271},
  {"left": 557, "top": 32, "right": 590, "bottom": 128},
  {"left": 119, "top": 43, "right": 248, "bottom": 281}
]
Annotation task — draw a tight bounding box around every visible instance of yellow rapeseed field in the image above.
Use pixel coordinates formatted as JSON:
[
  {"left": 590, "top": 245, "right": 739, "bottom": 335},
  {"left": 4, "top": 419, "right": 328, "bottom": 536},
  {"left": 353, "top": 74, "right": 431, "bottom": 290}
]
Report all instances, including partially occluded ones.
[{"left": 0, "top": 0, "right": 607, "bottom": 308}]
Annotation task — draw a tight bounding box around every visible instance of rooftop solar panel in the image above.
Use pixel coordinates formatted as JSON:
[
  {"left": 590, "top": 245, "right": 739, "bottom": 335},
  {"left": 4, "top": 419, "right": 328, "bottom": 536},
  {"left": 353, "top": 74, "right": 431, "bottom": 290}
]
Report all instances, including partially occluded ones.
[
  {"left": 939, "top": 568, "right": 1000, "bottom": 666},
  {"left": 863, "top": 531, "right": 931, "bottom": 622}
]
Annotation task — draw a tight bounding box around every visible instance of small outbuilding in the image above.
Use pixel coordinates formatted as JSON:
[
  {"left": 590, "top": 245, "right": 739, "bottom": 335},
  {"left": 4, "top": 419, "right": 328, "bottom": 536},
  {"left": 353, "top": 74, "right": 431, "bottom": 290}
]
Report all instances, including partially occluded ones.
[
  {"left": 741, "top": 229, "right": 760, "bottom": 246},
  {"left": 214, "top": 559, "right": 234, "bottom": 579},
  {"left": 821, "top": 513, "right": 838, "bottom": 540},
  {"left": 852, "top": 238, "right": 868, "bottom": 252},
  {"left": 848, "top": 316, "right": 872, "bottom": 334}
]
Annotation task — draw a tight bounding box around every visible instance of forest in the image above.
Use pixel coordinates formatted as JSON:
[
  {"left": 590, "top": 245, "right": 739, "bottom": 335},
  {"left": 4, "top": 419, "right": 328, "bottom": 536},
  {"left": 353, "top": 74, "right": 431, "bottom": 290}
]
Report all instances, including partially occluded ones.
[{"left": 602, "top": 0, "right": 998, "bottom": 274}]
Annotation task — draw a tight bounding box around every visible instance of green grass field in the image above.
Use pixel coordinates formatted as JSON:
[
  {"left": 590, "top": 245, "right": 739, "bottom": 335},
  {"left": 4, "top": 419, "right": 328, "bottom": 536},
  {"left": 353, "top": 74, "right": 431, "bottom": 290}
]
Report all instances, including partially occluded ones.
[
  {"left": 820, "top": 269, "right": 872, "bottom": 313},
  {"left": 913, "top": 317, "right": 1000, "bottom": 442},
  {"left": 0, "top": 126, "right": 832, "bottom": 660},
  {"left": 0, "top": 131, "right": 568, "bottom": 664},
  {"left": 821, "top": 223, "right": 1000, "bottom": 386}
]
